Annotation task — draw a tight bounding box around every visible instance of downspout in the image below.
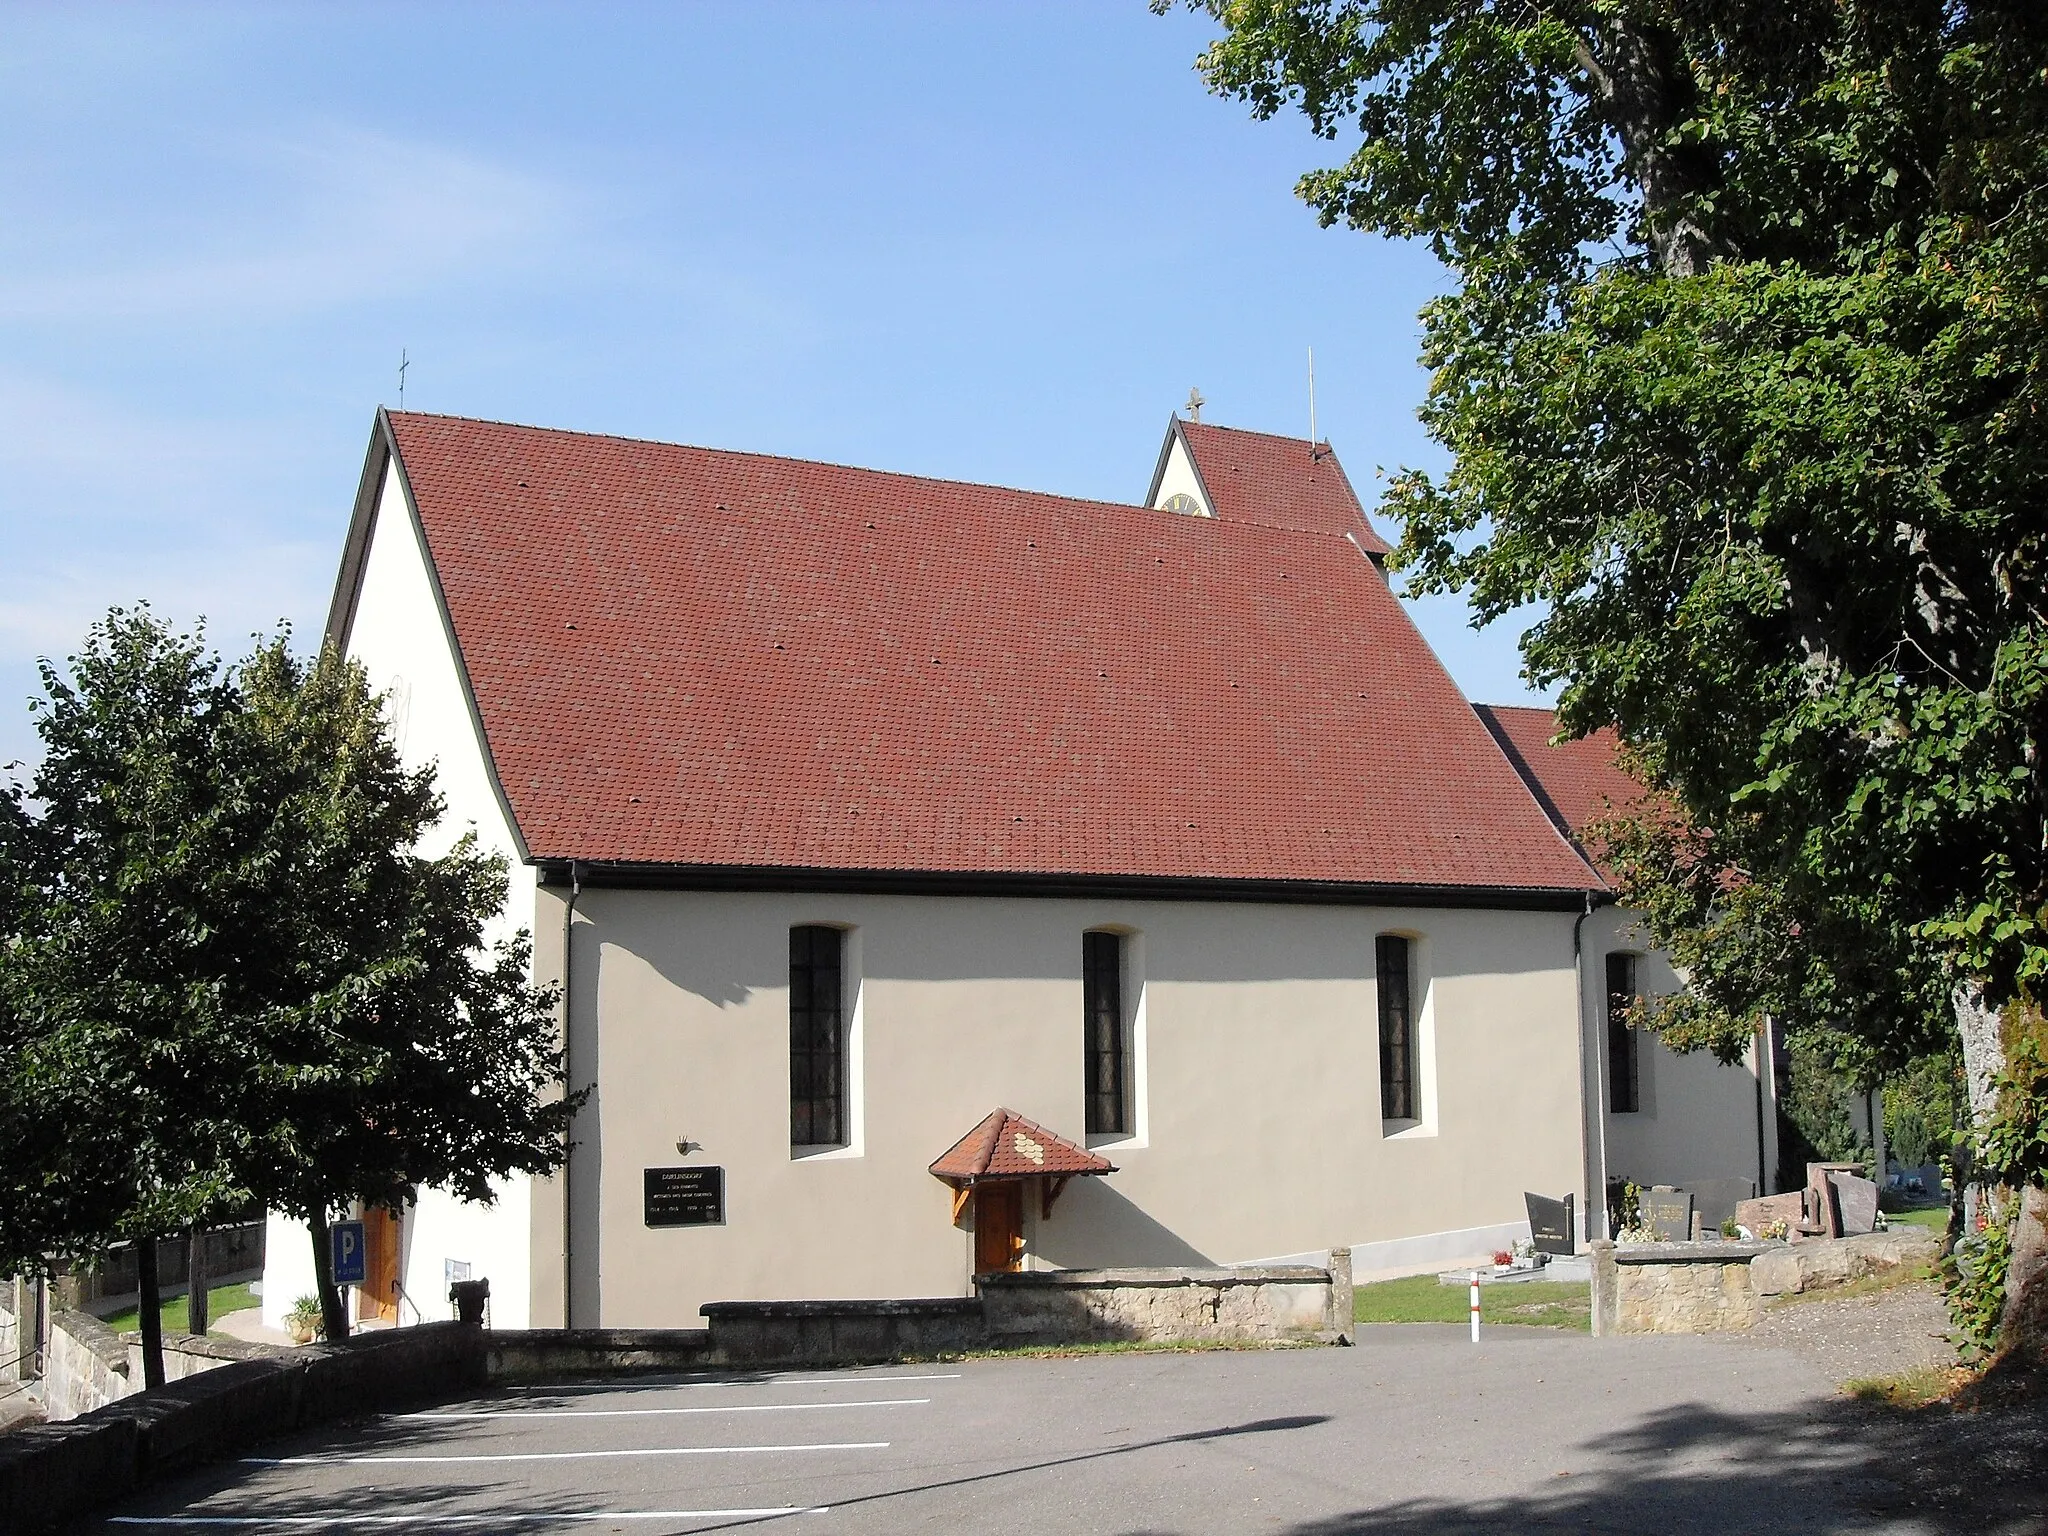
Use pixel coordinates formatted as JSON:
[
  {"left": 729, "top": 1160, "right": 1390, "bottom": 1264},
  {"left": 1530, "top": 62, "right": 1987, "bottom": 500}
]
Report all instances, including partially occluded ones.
[
  {"left": 1573, "top": 891, "right": 1604, "bottom": 1247},
  {"left": 1755, "top": 1020, "right": 1770, "bottom": 1197},
  {"left": 561, "top": 859, "right": 583, "bottom": 1329}
]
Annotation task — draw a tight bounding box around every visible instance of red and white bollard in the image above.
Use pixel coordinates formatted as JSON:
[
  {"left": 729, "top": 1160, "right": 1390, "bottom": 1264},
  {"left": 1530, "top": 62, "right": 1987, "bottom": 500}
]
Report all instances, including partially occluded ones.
[{"left": 1469, "top": 1270, "right": 1481, "bottom": 1343}]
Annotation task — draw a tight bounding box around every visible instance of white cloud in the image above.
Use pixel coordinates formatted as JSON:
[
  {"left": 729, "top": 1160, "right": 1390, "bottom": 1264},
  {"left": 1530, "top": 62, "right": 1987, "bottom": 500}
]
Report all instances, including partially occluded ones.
[{"left": 0, "top": 126, "right": 578, "bottom": 323}]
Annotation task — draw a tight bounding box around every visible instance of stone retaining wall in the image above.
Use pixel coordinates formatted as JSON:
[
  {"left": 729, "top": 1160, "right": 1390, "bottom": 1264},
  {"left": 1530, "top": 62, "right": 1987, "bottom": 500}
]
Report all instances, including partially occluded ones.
[
  {"left": 1591, "top": 1242, "right": 1769, "bottom": 1335},
  {"left": 486, "top": 1328, "right": 717, "bottom": 1383},
  {"left": 39, "top": 1311, "right": 294, "bottom": 1423},
  {"left": 1591, "top": 1228, "right": 1941, "bottom": 1335},
  {"left": 700, "top": 1298, "right": 988, "bottom": 1366},
  {"left": 981, "top": 1261, "right": 1350, "bottom": 1346},
  {"left": 42, "top": 1311, "right": 129, "bottom": 1422},
  {"left": 0, "top": 1322, "right": 486, "bottom": 1534}
]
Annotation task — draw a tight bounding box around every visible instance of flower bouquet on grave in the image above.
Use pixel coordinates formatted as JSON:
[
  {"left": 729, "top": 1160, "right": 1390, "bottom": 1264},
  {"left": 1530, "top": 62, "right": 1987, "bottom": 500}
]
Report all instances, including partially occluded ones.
[{"left": 1492, "top": 1249, "right": 1514, "bottom": 1276}]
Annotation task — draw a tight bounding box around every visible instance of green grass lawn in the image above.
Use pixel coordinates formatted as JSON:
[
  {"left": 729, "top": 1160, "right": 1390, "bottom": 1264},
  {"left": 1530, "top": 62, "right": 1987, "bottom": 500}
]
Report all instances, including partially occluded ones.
[
  {"left": 1354, "top": 1274, "right": 1590, "bottom": 1331},
  {"left": 1889, "top": 1205, "right": 1949, "bottom": 1231},
  {"left": 99, "top": 1281, "right": 260, "bottom": 1337}
]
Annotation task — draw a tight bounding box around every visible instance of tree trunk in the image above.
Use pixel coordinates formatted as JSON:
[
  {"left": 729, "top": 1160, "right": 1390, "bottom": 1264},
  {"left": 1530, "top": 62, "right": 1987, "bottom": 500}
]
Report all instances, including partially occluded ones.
[
  {"left": 1955, "top": 980, "right": 2005, "bottom": 1233},
  {"left": 1957, "top": 982, "right": 2048, "bottom": 1368},
  {"left": 135, "top": 1234, "right": 165, "bottom": 1389},
  {"left": 308, "top": 1208, "right": 349, "bottom": 1343},
  {"left": 2003, "top": 1185, "right": 2048, "bottom": 1369},
  {"left": 185, "top": 1226, "right": 208, "bottom": 1337}
]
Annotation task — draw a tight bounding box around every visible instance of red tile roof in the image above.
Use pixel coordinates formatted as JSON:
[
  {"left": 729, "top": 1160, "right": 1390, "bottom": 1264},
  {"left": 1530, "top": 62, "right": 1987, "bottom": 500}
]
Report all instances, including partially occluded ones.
[
  {"left": 1474, "top": 704, "right": 1648, "bottom": 881},
  {"left": 356, "top": 411, "right": 1597, "bottom": 893},
  {"left": 1175, "top": 420, "right": 1390, "bottom": 552},
  {"left": 929, "top": 1108, "right": 1114, "bottom": 1182}
]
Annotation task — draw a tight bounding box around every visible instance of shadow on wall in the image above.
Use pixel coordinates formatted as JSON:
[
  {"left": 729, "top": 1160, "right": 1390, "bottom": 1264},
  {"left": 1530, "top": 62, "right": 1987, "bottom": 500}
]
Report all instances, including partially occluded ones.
[
  {"left": 587, "top": 888, "right": 1540, "bottom": 1005},
  {"left": 1032, "top": 1178, "right": 1213, "bottom": 1269}
]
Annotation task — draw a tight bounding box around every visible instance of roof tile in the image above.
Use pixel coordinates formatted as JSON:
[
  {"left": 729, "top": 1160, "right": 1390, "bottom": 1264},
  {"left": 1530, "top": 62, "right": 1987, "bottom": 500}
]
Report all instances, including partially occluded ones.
[
  {"left": 1178, "top": 420, "right": 1389, "bottom": 551},
  {"left": 376, "top": 411, "right": 1597, "bottom": 891},
  {"left": 929, "top": 1108, "right": 1114, "bottom": 1181}
]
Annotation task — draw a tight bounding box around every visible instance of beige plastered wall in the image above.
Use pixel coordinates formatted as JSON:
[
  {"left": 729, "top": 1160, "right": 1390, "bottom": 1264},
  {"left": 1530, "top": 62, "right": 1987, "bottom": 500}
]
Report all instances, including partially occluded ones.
[
  {"left": 531, "top": 886, "right": 1586, "bottom": 1328},
  {"left": 1583, "top": 905, "right": 1773, "bottom": 1223}
]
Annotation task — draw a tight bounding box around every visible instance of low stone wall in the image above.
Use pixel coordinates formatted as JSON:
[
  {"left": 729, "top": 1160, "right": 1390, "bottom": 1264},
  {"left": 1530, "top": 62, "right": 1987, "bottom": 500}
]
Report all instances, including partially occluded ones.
[
  {"left": 982, "top": 1261, "right": 1350, "bottom": 1346},
  {"left": 1592, "top": 1242, "right": 1769, "bottom": 1335},
  {"left": 700, "top": 1299, "right": 987, "bottom": 1367},
  {"left": 0, "top": 1322, "right": 485, "bottom": 1534},
  {"left": 487, "top": 1328, "right": 717, "bottom": 1383},
  {"left": 1591, "top": 1227, "right": 1941, "bottom": 1335}
]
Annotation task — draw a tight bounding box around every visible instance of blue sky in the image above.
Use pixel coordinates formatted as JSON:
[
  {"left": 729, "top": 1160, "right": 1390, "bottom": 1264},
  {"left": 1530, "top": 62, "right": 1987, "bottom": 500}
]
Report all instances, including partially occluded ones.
[{"left": 0, "top": 1, "right": 1548, "bottom": 772}]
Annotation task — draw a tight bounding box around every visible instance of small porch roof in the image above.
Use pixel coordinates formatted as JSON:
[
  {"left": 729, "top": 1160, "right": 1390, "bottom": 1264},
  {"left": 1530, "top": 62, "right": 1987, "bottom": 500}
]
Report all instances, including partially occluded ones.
[{"left": 928, "top": 1107, "right": 1116, "bottom": 1185}]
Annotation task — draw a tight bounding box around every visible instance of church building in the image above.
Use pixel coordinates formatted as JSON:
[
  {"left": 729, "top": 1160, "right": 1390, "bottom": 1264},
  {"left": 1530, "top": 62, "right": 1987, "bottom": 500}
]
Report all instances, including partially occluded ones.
[{"left": 262, "top": 406, "right": 1776, "bottom": 1332}]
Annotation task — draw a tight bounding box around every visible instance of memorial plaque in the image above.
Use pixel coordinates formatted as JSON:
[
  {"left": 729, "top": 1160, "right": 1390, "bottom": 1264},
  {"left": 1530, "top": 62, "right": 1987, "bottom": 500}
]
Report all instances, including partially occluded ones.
[
  {"left": 644, "top": 1166, "right": 724, "bottom": 1228},
  {"left": 1828, "top": 1171, "right": 1879, "bottom": 1236},
  {"left": 1524, "top": 1191, "right": 1577, "bottom": 1256},
  {"left": 1640, "top": 1189, "right": 1693, "bottom": 1243}
]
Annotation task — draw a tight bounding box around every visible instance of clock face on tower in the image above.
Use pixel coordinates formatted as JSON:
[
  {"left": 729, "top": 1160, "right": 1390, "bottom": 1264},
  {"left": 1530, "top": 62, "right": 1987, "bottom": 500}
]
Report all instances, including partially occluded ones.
[{"left": 1161, "top": 492, "right": 1202, "bottom": 517}]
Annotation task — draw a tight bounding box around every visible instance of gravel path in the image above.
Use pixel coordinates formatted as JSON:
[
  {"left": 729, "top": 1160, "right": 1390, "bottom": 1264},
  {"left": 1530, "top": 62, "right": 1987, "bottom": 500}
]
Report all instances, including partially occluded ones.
[{"left": 1737, "top": 1276, "right": 1960, "bottom": 1386}]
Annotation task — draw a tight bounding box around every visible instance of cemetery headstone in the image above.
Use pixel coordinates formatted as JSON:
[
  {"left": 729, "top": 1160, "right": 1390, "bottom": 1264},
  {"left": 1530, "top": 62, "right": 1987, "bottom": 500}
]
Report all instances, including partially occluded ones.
[
  {"left": 1828, "top": 1171, "right": 1880, "bottom": 1236},
  {"left": 1807, "top": 1163, "right": 1861, "bottom": 1239},
  {"left": 1734, "top": 1191, "right": 1804, "bottom": 1238},
  {"left": 1524, "top": 1191, "right": 1576, "bottom": 1256},
  {"left": 1639, "top": 1189, "right": 1694, "bottom": 1243},
  {"left": 1683, "top": 1178, "right": 1758, "bottom": 1233}
]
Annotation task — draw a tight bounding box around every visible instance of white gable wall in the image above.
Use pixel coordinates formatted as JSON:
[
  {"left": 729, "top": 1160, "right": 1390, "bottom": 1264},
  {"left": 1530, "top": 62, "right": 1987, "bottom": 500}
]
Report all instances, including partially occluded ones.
[
  {"left": 1149, "top": 432, "right": 1214, "bottom": 518},
  {"left": 261, "top": 458, "right": 539, "bottom": 1332}
]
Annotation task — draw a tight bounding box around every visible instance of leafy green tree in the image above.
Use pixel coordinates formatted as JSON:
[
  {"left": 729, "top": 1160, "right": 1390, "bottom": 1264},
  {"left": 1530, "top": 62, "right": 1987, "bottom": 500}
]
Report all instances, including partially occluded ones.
[
  {"left": 1167, "top": 0, "right": 2048, "bottom": 1357},
  {"left": 3, "top": 615, "right": 578, "bottom": 1356},
  {"left": 0, "top": 610, "right": 256, "bottom": 1386},
  {"left": 220, "top": 641, "right": 578, "bottom": 1341}
]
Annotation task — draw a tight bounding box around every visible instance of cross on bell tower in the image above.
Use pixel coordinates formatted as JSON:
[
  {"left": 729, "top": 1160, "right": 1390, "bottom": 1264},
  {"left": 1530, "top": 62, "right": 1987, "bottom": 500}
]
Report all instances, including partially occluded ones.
[{"left": 1184, "top": 386, "right": 1205, "bottom": 423}]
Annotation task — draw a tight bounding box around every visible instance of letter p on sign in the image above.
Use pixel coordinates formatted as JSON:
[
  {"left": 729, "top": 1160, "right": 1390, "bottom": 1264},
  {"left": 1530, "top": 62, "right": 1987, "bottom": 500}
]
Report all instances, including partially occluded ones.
[{"left": 332, "top": 1220, "right": 366, "bottom": 1287}]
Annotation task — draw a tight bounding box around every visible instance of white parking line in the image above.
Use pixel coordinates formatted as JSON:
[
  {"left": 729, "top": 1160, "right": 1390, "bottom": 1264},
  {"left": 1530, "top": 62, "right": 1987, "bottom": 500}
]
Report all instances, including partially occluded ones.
[
  {"left": 402, "top": 1396, "right": 928, "bottom": 1419},
  {"left": 244, "top": 1440, "right": 887, "bottom": 1466},
  {"left": 109, "top": 1513, "right": 826, "bottom": 1528},
  {"left": 504, "top": 1371, "right": 961, "bottom": 1393}
]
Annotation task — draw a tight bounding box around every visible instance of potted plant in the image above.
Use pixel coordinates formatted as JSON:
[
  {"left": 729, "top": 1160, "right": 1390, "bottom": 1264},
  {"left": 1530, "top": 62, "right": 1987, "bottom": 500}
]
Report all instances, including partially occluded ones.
[
  {"left": 1491, "top": 1249, "right": 1514, "bottom": 1276},
  {"left": 285, "top": 1295, "right": 324, "bottom": 1345}
]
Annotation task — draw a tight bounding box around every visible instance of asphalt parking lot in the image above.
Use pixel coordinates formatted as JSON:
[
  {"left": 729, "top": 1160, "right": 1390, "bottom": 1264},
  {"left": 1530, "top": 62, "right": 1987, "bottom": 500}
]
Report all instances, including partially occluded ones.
[{"left": 87, "top": 1327, "right": 1947, "bottom": 1535}]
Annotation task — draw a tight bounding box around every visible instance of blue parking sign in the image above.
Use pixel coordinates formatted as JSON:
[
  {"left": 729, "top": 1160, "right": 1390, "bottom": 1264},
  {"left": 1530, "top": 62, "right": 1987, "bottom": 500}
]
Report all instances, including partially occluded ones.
[{"left": 331, "top": 1220, "right": 366, "bottom": 1287}]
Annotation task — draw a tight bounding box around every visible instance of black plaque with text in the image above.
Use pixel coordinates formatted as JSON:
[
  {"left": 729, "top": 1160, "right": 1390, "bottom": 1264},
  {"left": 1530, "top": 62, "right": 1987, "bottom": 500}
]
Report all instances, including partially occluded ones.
[{"left": 644, "top": 1166, "right": 724, "bottom": 1228}]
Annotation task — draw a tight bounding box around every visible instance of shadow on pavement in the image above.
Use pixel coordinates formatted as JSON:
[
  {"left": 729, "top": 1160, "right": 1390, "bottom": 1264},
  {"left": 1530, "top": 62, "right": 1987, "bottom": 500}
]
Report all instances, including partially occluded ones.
[{"left": 1218, "top": 1393, "right": 2048, "bottom": 1536}]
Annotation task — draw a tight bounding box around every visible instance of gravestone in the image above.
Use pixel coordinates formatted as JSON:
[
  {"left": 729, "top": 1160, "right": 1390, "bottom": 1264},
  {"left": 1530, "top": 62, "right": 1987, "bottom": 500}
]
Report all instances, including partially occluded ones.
[
  {"left": 1682, "top": 1178, "right": 1757, "bottom": 1233},
  {"left": 1639, "top": 1189, "right": 1694, "bottom": 1243},
  {"left": 1734, "top": 1191, "right": 1804, "bottom": 1237},
  {"left": 1828, "top": 1171, "right": 1880, "bottom": 1236},
  {"left": 1807, "top": 1163, "right": 1861, "bottom": 1239},
  {"left": 1525, "top": 1191, "right": 1576, "bottom": 1256}
]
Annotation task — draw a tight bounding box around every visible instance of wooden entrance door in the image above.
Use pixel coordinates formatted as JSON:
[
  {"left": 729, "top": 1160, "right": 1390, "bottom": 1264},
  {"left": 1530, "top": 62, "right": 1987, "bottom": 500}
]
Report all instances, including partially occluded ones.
[
  {"left": 360, "top": 1207, "right": 401, "bottom": 1323},
  {"left": 973, "top": 1183, "right": 1024, "bottom": 1275}
]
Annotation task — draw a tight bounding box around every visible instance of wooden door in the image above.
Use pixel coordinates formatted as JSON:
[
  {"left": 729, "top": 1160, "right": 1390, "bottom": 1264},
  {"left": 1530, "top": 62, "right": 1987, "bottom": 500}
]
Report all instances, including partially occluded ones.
[
  {"left": 973, "top": 1183, "right": 1024, "bottom": 1275},
  {"left": 361, "top": 1207, "right": 401, "bottom": 1323}
]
